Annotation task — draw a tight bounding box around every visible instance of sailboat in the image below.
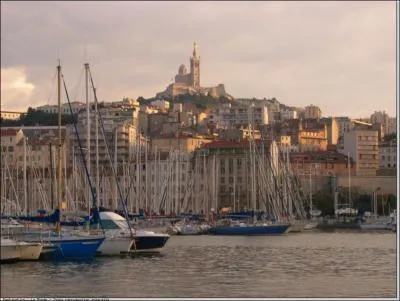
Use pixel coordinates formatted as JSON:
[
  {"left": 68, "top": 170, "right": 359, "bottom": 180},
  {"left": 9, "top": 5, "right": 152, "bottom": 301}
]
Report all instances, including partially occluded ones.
[
  {"left": 19, "top": 62, "right": 105, "bottom": 260},
  {"left": 81, "top": 64, "right": 168, "bottom": 254}
]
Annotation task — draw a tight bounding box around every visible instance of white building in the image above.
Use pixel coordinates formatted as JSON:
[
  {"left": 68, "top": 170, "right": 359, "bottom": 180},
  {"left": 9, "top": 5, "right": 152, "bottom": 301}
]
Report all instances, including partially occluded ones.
[
  {"left": 37, "top": 102, "right": 85, "bottom": 114},
  {"left": 281, "top": 110, "right": 298, "bottom": 120},
  {"left": 209, "top": 102, "right": 268, "bottom": 128},
  {"left": 150, "top": 99, "right": 170, "bottom": 111},
  {"left": 68, "top": 107, "right": 143, "bottom": 170}
]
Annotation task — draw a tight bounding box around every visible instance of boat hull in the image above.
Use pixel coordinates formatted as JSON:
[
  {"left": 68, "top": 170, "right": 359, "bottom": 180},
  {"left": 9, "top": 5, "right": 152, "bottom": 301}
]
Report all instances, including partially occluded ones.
[
  {"left": 24, "top": 235, "right": 105, "bottom": 260},
  {"left": 360, "top": 223, "right": 392, "bottom": 230},
  {"left": 1, "top": 245, "right": 20, "bottom": 262},
  {"left": 131, "top": 234, "right": 170, "bottom": 253},
  {"left": 209, "top": 224, "right": 290, "bottom": 236},
  {"left": 96, "top": 237, "right": 134, "bottom": 256},
  {"left": 19, "top": 243, "right": 43, "bottom": 260}
]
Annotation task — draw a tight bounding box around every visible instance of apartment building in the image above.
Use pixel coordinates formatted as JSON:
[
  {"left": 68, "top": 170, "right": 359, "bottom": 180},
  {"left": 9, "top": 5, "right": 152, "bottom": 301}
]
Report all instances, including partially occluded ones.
[
  {"left": 197, "top": 140, "right": 253, "bottom": 209},
  {"left": 37, "top": 101, "right": 86, "bottom": 114},
  {"left": 208, "top": 102, "right": 268, "bottom": 129},
  {"left": 151, "top": 135, "right": 212, "bottom": 153},
  {"left": 1, "top": 111, "right": 25, "bottom": 120},
  {"left": 379, "top": 141, "right": 397, "bottom": 169},
  {"left": 370, "top": 111, "right": 391, "bottom": 135},
  {"left": 1, "top": 126, "right": 68, "bottom": 170},
  {"left": 341, "top": 129, "right": 379, "bottom": 176},
  {"left": 304, "top": 105, "right": 322, "bottom": 119},
  {"left": 290, "top": 151, "right": 356, "bottom": 176},
  {"left": 1, "top": 128, "right": 24, "bottom": 164},
  {"left": 320, "top": 117, "right": 339, "bottom": 146},
  {"left": 68, "top": 108, "right": 141, "bottom": 170},
  {"left": 261, "top": 119, "right": 328, "bottom": 152}
]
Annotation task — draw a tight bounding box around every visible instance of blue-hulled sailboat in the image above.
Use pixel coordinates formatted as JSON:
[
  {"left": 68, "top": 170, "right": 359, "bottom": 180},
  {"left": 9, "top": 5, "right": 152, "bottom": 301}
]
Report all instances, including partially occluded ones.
[{"left": 19, "top": 62, "right": 104, "bottom": 260}]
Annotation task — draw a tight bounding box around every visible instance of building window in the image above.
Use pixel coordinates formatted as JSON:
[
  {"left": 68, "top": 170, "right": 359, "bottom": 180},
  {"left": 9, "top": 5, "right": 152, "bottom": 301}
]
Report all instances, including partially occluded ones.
[
  {"left": 229, "top": 177, "right": 234, "bottom": 184},
  {"left": 221, "top": 177, "right": 225, "bottom": 184}
]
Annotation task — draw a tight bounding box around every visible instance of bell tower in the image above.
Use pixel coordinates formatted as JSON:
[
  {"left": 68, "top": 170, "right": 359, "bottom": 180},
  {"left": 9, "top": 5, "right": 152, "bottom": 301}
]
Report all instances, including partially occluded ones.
[{"left": 190, "top": 41, "right": 200, "bottom": 88}]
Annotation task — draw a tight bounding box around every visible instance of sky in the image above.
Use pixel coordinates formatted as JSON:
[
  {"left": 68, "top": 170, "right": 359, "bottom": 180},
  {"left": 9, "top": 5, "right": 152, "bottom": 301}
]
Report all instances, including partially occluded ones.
[{"left": 1, "top": 1, "right": 397, "bottom": 118}]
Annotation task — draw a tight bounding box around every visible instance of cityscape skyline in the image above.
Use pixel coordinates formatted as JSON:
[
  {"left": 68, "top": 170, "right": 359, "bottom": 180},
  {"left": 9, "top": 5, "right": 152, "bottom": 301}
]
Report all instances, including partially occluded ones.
[{"left": 1, "top": 1, "right": 397, "bottom": 118}]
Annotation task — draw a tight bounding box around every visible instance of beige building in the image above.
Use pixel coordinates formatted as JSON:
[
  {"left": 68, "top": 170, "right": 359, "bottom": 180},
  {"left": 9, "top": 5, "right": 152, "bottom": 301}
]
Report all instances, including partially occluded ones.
[
  {"left": 1, "top": 111, "right": 25, "bottom": 120},
  {"left": 1, "top": 126, "right": 67, "bottom": 170},
  {"left": 320, "top": 117, "right": 339, "bottom": 146},
  {"left": 151, "top": 136, "right": 212, "bottom": 153},
  {"left": 218, "top": 127, "right": 261, "bottom": 141},
  {"left": 341, "top": 129, "right": 379, "bottom": 176},
  {"left": 1, "top": 128, "right": 24, "bottom": 164},
  {"left": 304, "top": 105, "right": 322, "bottom": 119}
]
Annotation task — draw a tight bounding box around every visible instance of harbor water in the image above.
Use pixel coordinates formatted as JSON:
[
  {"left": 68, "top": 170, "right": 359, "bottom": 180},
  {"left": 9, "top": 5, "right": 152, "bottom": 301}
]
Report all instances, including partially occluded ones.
[{"left": 1, "top": 231, "right": 396, "bottom": 298}]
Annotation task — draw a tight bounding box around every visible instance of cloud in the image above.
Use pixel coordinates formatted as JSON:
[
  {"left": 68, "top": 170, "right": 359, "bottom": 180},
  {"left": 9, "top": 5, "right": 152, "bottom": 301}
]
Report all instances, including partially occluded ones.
[
  {"left": 1, "top": 67, "right": 36, "bottom": 111},
  {"left": 0, "top": 1, "right": 396, "bottom": 117}
]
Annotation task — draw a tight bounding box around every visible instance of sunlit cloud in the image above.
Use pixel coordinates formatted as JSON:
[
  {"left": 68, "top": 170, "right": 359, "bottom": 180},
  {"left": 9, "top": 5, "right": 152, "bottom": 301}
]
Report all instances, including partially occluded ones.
[{"left": 1, "top": 67, "right": 35, "bottom": 111}]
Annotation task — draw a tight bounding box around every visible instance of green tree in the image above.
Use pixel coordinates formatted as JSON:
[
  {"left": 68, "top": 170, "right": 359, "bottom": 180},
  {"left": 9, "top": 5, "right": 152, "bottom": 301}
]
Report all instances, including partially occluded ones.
[{"left": 312, "top": 190, "right": 335, "bottom": 216}]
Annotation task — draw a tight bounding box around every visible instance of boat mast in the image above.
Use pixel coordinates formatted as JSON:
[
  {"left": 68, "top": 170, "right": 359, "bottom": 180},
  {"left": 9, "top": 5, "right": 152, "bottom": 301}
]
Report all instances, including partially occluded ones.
[
  {"left": 85, "top": 63, "right": 91, "bottom": 211},
  {"left": 309, "top": 167, "right": 312, "bottom": 214},
  {"left": 56, "top": 62, "right": 62, "bottom": 232},
  {"left": 49, "top": 143, "right": 54, "bottom": 209},
  {"left": 23, "top": 135, "right": 27, "bottom": 214},
  {"left": 347, "top": 152, "right": 351, "bottom": 208},
  {"left": 94, "top": 84, "right": 100, "bottom": 208},
  {"left": 114, "top": 126, "right": 118, "bottom": 210}
]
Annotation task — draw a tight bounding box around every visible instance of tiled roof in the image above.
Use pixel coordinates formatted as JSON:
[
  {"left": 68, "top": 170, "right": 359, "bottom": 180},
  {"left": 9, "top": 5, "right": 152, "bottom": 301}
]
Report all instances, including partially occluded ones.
[
  {"left": 290, "top": 151, "right": 352, "bottom": 163},
  {"left": 201, "top": 140, "right": 250, "bottom": 149},
  {"left": 0, "top": 129, "right": 19, "bottom": 137}
]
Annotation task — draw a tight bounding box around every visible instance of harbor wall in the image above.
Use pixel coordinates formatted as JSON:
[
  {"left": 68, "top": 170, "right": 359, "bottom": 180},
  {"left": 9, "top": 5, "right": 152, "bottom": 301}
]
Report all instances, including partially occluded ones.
[
  {"left": 297, "top": 175, "right": 397, "bottom": 196},
  {"left": 336, "top": 175, "right": 397, "bottom": 195}
]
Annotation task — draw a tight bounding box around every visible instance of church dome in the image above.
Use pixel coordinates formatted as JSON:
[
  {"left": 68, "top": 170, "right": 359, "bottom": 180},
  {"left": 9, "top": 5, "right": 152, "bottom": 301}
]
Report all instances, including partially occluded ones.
[{"left": 178, "top": 64, "right": 187, "bottom": 75}]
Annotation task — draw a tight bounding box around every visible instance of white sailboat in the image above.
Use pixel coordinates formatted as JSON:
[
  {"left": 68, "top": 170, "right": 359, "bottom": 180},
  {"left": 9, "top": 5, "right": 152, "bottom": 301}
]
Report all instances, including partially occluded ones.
[
  {"left": 0, "top": 237, "right": 42, "bottom": 262},
  {"left": 81, "top": 63, "right": 136, "bottom": 256}
]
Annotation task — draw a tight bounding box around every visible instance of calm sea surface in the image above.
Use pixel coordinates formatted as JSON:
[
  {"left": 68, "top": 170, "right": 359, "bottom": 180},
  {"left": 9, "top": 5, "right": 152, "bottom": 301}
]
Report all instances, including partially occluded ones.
[{"left": 1, "top": 231, "right": 397, "bottom": 298}]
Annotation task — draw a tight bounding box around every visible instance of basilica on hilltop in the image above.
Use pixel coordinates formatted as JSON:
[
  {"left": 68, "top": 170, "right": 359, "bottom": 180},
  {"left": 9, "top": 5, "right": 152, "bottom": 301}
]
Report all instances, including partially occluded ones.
[{"left": 156, "top": 42, "right": 233, "bottom": 100}]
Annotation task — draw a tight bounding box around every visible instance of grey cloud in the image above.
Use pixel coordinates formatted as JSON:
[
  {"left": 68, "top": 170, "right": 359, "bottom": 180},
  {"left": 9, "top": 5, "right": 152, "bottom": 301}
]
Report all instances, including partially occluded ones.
[{"left": 1, "top": 1, "right": 396, "bottom": 117}]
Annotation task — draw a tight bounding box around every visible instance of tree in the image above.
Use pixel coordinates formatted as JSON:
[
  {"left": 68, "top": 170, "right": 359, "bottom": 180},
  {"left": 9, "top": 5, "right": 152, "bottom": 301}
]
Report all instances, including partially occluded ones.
[
  {"left": 383, "top": 132, "right": 396, "bottom": 142},
  {"left": 137, "top": 96, "right": 146, "bottom": 104},
  {"left": 312, "top": 190, "right": 335, "bottom": 216}
]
